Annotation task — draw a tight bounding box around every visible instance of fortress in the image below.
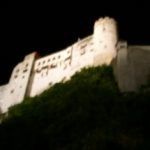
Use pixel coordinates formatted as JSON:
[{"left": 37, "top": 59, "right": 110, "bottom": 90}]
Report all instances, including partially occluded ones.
[{"left": 1, "top": 17, "right": 150, "bottom": 113}]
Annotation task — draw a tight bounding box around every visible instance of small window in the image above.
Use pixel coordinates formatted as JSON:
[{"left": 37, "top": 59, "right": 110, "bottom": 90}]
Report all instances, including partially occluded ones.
[
  {"left": 22, "top": 76, "right": 25, "bottom": 79},
  {"left": 10, "top": 89, "right": 14, "bottom": 94},
  {"left": 49, "top": 82, "right": 52, "bottom": 86},
  {"left": 53, "top": 57, "right": 55, "bottom": 60},
  {"left": 14, "top": 75, "right": 18, "bottom": 78},
  {"left": 50, "top": 63, "right": 57, "bottom": 68},
  {"left": 58, "top": 55, "right": 61, "bottom": 59},
  {"left": 38, "top": 62, "right": 41, "bottom": 66},
  {"left": 48, "top": 59, "right": 50, "bottom": 62},
  {"left": 23, "top": 69, "right": 28, "bottom": 73},
  {"left": 80, "top": 44, "right": 87, "bottom": 49},
  {"left": 25, "top": 63, "right": 28, "bottom": 67},
  {"left": 16, "top": 69, "right": 19, "bottom": 73},
  {"left": 43, "top": 61, "right": 45, "bottom": 64}
]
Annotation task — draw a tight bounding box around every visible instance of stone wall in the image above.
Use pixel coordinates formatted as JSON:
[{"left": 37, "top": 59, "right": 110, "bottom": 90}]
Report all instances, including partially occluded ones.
[
  {"left": 0, "top": 52, "right": 37, "bottom": 113},
  {"left": 114, "top": 44, "right": 150, "bottom": 92},
  {"left": 1, "top": 17, "right": 150, "bottom": 113}
]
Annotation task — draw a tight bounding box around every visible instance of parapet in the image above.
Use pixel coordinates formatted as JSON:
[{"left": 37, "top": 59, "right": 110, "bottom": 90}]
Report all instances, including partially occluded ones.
[
  {"left": 93, "top": 16, "right": 118, "bottom": 41},
  {"left": 94, "top": 16, "right": 117, "bottom": 27}
]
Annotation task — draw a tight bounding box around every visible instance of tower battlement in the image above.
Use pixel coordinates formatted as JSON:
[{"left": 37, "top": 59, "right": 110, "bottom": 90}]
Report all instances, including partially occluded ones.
[{"left": 94, "top": 17, "right": 117, "bottom": 26}]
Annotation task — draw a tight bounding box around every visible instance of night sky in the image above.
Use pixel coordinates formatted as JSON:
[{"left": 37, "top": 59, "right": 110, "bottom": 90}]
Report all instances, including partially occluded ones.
[{"left": 0, "top": 1, "right": 150, "bottom": 84}]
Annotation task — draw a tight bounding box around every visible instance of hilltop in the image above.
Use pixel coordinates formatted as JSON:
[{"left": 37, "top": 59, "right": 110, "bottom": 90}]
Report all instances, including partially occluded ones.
[{"left": 0, "top": 66, "right": 150, "bottom": 150}]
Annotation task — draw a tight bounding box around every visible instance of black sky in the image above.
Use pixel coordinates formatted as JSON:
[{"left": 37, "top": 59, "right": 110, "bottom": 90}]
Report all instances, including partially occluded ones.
[{"left": 0, "top": 0, "right": 150, "bottom": 84}]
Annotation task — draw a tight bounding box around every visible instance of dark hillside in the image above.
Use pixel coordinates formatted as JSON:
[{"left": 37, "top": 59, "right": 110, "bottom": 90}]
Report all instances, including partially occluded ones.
[{"left": 0, "top": 66, "right": 150, "bottom": 150}]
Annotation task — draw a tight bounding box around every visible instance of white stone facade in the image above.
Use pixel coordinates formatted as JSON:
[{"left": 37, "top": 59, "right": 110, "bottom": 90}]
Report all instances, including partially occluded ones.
[
  {"left": 0, "top": 53, "right": 37, "bottom": 113},
  {"left": 1, "top": 17, "right": 150, "bottom": 113}
]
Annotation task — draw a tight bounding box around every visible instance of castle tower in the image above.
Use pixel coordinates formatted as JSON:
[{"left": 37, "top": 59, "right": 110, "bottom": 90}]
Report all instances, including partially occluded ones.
[
  {"left": 93, "top": 17, "right": 118, "bottom": 65},
  {"left": 0, "top": 52, "right": 37, "bottom": 113}
]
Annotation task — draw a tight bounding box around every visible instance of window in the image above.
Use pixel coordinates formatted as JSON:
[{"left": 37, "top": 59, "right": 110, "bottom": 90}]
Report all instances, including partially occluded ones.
[
  {"left": 16, "top": 69, "right": 19, "bottom": 73},
  {"left": 49, "top": 82, "right": 52, "bottom": 86},
  {"left": 50, "top": 63, "right": 57, "bottom": 68},
  {"left": 80, "top": 44, "right": 87, "bottom": 49},
  {"left": 23, "top": 69, "right": 28, "bottom": 73},
  {"left": 14, "top": 75, "right": 18, "bottom": 79},
  {"left": 10, "top": 89, "right": 14, "bottom": 94}
]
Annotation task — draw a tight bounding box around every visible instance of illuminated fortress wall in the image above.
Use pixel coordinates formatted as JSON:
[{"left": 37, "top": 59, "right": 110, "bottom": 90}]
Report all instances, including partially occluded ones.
[
  {"left": 0, "top": 53, "right": 37, "bottom": 112},
  {"left": 29, "top": 17, "right": 118, "bottom": 97},
  {"left": 1, "top": 17, "right": 150, "bottom": 113}
]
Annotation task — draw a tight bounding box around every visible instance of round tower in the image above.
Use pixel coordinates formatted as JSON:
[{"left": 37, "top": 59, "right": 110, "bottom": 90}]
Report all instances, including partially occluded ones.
[{"left": 93, "top": 17, "right": 118, "bottom": 65}]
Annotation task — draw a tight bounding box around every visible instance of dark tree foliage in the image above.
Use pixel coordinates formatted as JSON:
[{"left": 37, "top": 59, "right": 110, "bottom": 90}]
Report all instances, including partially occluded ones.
[{"left": 0, "top": 65, "right": 150, "bottom": 150}]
